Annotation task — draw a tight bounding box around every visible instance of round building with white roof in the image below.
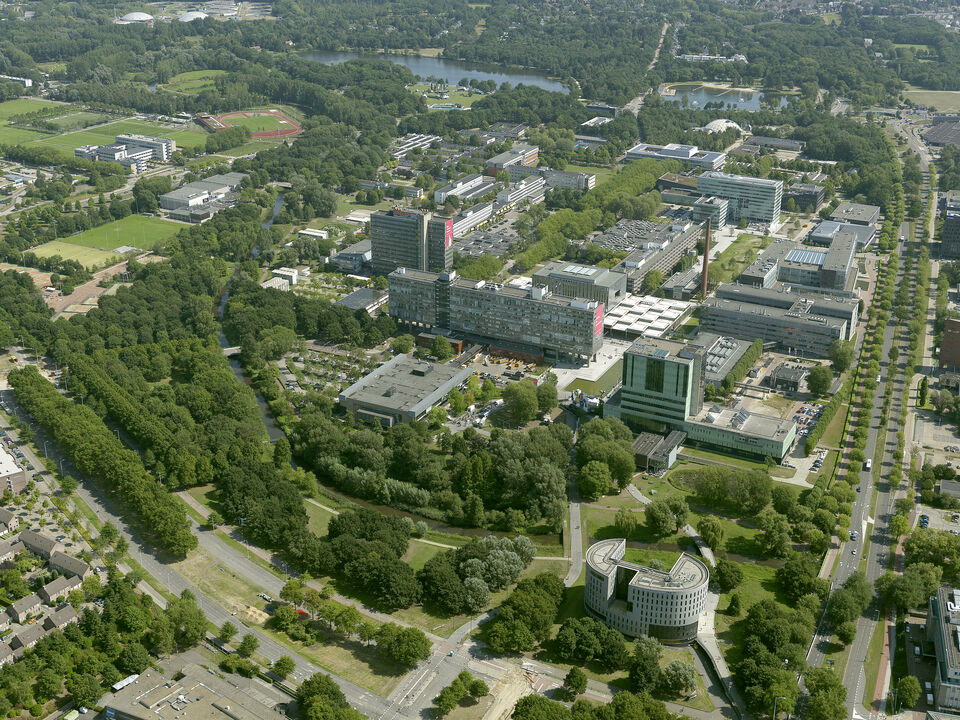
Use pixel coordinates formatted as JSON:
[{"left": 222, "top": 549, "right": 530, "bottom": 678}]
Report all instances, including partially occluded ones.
[{"left": 584, "top": 538, "right": 709, "bottom": 643}]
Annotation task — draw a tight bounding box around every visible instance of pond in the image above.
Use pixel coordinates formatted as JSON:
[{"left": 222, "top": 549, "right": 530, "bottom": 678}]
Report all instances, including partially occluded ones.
[
  {"left": 301, "top": 49, "right": 568, "bottom": 94},
  {"left": 662, "top": 83, "right": 788, "bottom": 111}
]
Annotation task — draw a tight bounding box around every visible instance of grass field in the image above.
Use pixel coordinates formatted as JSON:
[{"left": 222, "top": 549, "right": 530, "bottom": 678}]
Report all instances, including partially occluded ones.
[
  {"left": 677, "top": 447, "right": 795, "bottom": 478},
  {"left": 163, "top": 69, "right": 229, "bottom": 94},
  {"left": 305, "top": 501, "right": 335, "bottom": 536},
  {"left": 904, "top": 86, "right": 960, "bottom": 112},
  {"left": 220, "top": 111, "right": 289, "bottom": 133},
  {"left": 402, "top": 541, "right": 445, "bottom": 571},
  {"left": 711, "top": 233, "right": 774, "bottom": 284},
  {"left": 0, "top": 125, "right": 46, "bottom": 144},
  {"left": 63, "top": 215, "right": 181, "bottom": 251},
  {"left": 714, "top": 561, "right": 787, "bottom": 667},
  {"left": 30, "top": 241, "right": 120, "bottom": 269},
  {"left": 408, "top": 83, "right": 487, "bottom": 109},
  {"left": 46, "top": 111, "right": 112, "bottom": 130},
  {"left": 0, "top": 99, "right": 54, "bottom": 120},
  {"left": 563, "top": 359, "right": 622, "bottom": 395},
  {"left": 893, "top": 43, "right": 930, "bottom": 52},
  {"left": 32, "top": 118, "right": 186, "bottom": 154}
]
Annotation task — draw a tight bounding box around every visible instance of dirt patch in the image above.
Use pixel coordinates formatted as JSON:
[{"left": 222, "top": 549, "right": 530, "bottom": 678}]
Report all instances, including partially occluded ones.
[
  {"left": 240, "top": 605, "right": 269, "bottom": 625},
  {"left": 483, "top": 666, "right": 531, "bottom": 720}
]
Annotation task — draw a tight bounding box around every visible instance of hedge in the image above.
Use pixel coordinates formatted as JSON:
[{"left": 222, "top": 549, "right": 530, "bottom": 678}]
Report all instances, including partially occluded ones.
[
  {"left": 722, "top": 338, "right": 763, "bottom": 392},
  {"left": 804, "top": 375, "right": 853, "bottom": 455}
]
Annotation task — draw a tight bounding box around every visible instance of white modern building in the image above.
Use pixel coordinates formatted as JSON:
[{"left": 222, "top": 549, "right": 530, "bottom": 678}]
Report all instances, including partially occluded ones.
[
  {"left": 272, "top": 267, "right": 299, "bottom": 286},
  {"left": 625, "top": 142, "right": 726, "bottom": 170},
  {"left": 585, "top": 538, "right": 709, "bottom": 643},
  {"left": 115, "top": 134, "right": 176, "bottom": 162},
  {"left": 696, "top": 171, "right": 783, "bottom": 225},
  {"left": 496, "top": 175, "right": 545, "bottom": 206}
]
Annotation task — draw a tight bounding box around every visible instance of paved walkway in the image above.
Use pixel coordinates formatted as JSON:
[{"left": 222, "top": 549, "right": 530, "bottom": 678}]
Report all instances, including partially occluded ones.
[{"left": 697, "top": 591, "right": 749, "bottom": 719}]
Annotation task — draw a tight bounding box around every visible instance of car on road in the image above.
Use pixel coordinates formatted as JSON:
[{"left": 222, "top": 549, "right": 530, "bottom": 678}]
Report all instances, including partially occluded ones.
[
  {"left": 865, "top": 459, "right": 872, "bottom": 470},
  {"left": 851, "top": 549, "right": 857, "bottom": 555}
]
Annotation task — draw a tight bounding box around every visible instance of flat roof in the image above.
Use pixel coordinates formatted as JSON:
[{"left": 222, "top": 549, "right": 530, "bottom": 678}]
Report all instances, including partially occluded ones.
[
  {"left": 587, "top": 539, "right": 708, "bottom": 590},
  {"left": 334, "top": 287, "right": 388, "bottom": 311},
  {"left": 934, "top": 586, "right": 960, "bottom": 673},
  {"left": 830, "top": 201, "right": 880, "bottom": 224},
  {"left": 533, "top": 261, "right": 625, "bottom": 289},
  {"left": 605, "top": 295, "right": 692, "bottom": 338},
  {"left": 689, "top": 333, "right": 751, "bottom": 381},
  {"left": 694, "top": 403, "right": 796, "bottom": 441},
  {"left": 704, "top": 295, "right": 847, "bottom": 328},
  {"left": 339, "top": 353, "right": 472, "bottom": 418},
  {"left": 0, "top": 446, "right": 19, "bottom": 478},
  {"left": 698, "top": 171, "right": 783, "bottom": 188},
  {"left": 714, "top": 283, "right": 858, "bottom": 315}
]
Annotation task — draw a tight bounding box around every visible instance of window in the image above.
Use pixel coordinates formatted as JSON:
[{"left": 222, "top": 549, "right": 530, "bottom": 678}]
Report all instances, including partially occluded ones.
[{"left": 645, "top": 358, "right": 665, "bottom": 393}]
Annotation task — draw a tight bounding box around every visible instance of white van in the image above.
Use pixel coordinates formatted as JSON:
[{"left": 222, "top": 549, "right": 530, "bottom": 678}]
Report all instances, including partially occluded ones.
[
  {"left": 926, "top": 682, "right": 933, "bottom": 692},
  {"left": 865, "top": 459, "right": 873, "bottom": 470},
  {"left": 927, "top": 693, "right": 935, "bottom": 706}
]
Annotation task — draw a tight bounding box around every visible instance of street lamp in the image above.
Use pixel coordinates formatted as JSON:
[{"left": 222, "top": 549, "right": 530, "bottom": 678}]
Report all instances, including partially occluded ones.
[
  {"left": 42, "top": 440, "right": 48, "bottom": 458},
  {"left": 773, "top": 695, "right": 787, "bottom": 720}
]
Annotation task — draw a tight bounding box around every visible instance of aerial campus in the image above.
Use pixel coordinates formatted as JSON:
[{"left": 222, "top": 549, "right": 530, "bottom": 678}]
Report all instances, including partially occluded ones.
[{"left": 2, "top": 1, "right": 960, "bottom": 720}]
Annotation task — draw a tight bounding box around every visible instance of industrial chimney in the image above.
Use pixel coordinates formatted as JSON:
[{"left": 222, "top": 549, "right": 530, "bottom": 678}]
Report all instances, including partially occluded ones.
[{"left": 700, "top": 218, "right": 711, "bottom": 299}]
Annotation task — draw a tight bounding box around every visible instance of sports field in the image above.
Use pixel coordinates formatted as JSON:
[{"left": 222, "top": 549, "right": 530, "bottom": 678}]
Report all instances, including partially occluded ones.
[
  {"left": 0, "top": 126, "right": 46, "bottom": 145},
  {"left": 904, "top": 86, "right": 960, "bottom": 112},
  {"left": 32, "top": 119, "right": 174, "bottom": 153},
  {"left": 214, "top": 109, "right": 301, "bottom": 138},
  {"left": 163, "top": 69, "right": 229, "bottom": 94},
  {"left": 30, "top": 241, "right": 120, "bottom": 269},
  {"left": 63, "top": 215, "right": 182, "bottom": 251},
  {"left": 0, "top": 98, "right": 54, "bottom": 120}
]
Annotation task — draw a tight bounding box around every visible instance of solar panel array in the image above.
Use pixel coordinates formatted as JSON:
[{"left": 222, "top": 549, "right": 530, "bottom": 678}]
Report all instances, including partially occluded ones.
[{"left": 784, "top": 248, "right": 826, "bottom": 266}]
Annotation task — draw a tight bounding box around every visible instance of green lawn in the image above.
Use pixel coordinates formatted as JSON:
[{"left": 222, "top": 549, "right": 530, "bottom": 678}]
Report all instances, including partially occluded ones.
[
  {"left": 711, "top": 233, "right": 774, "bottom": 284},
  {"left": 0, "top": 98, "right": 55, "bottom": 120},
  {"left": 46, "top": 111, "right": 112, "bottom": 130},
  {"left": 305, "top": 501, "right": 336, "bottom": 536},
  {"left": 678, "top": 446, "right": 794, "bottom": 477},
  {"left": 62, "top": 215, "right": 181, "bottom": 251},
  {"left": 221, "top": 110, "right": 289, "bottom": 133},
  {"left": 32, "top": 119, "right": 181, "bottom": 154},
  {"left": 402, "top": 541, "right": 445, "bottom": 571},
  {"left": 164, "top": 126, "right": 210, "bottom": 151},
  {"left": 904, "top": 86, "right": 960, "bottom": 113},
  {"left": 563, "top": 359, "right": 622, "bottom": 395},
  {"left": 408, "top": 83, "right": 487, "bottom": 109},
  {"left": 714, "top": 561, "right": 787, "bottom": 667},
  {"left": 30, "top": 241, "right": 120, "bottom": 269},
  {"left": 0, "top": 126, "right": 46, "bottom": 145},
  {"left": 163, "top": 69, "right": 229, "bottom": 94},
  {"left": 564, "top": 163, "right": 617, "bottom": 187}
]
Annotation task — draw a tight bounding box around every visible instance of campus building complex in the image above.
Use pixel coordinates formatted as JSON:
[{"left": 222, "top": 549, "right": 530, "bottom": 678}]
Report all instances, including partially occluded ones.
[
  {"left": 585, "top": 539, "right": 709, "bottom": 643},
  {"left": 927, "top": 585, "right": 960, "bottom": 709},
  {"left": 388, "top": 268, "right": 604, "bottom": 360},
  {"left": 370, "top": 208, "right": 453, "bottom": 277},
  {"left": 696, "top": 172, "right": 783, "bottom": 225},
  {"left": 600, "top": 221, "right": 702, "bottom": 294},
  {"left": 609, "top": 337, "right": 796, "bottom": 460},
  {"left": 624, "top": 143, "right": 726, "bottom": 170},
  {"left": 738, "top": 236, "right": 857, "bottom": 293},
  {"left": 701, "top": 283, "right": 858, "bottom": 357}
]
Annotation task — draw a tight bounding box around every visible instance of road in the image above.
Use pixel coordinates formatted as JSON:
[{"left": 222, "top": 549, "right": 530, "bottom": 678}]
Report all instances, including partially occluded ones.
[{"left": 623, "top": 22, "right": 669, "bottom": 114}]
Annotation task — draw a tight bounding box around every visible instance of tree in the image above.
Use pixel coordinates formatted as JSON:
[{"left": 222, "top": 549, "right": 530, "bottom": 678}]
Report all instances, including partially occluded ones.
[
  {"left": 431, "top": 336, "right": 454, "bottom": 361},
  {"left": 118, "top": 643, "right": 150, "bottom": 674},
  {"left": 391, "top": 334, "right": 414, "bottom": 354},
  {"left": 536, "top": 382, "right": 558, "bottom": 414},
  {"left": 713, "top": 558, "right": 743, "bottom": 592},
  {"left": 660, "top": 660, "right": 696, "bottom": 696},
  {"left": 66, "top": 674, "right": 102, "bottom": 708},
  {"left": 281, "top": 579, "right": 304, "bottom": 606},
  {"left": 898, "top": 675, "right": 921, "bottom": 708},
  {"left": 469, "top": 679, "right": 489, "bottom": 698},
  {"left": 727, "top": 592, "right": 742, "bottom": 615},
  {"left": 563, "top": 667, "right": 587, "bottom": 697},
  {"left": 889, "top": 514, "right": 909, "bottom": 540},
  {"left": 615, "top": 507, "right": 638, "bottom": 538},
  {"left": 273, "top": 656, "right": 296, "bottom": 679},
  {"left": 828, "top": 340, "right": 854, "bottom": 373},
  {"left": 502, "top": 380, "right": 539, "bottom": 425},
  {"left": 237, "top": 633, "right": 259, "bottom": 658},
  {"left": 697, "top": 516, "right": 725, "bottom": 550},
  {"left": 629, "top": 635, "right": 662, "bottom": 690},
  {"left": 836, "top": 621, "right": 856, "bottom": 645},
  {"left": 642, "top": 269, "right": 663, "bottom": 294},
  {"left": 807, "top": 366, "right": 833, "bottom": 397},
  {"left": 273, "top": 438, "right": 291, "bottom": 469},
  {"left": 645, "top": 499, "right": 676, "bottom": 536},
  {"left": 448, "top": 388, "right": 467, "bottom": 415},
  {"left": 578, "top": 461, "right": 611, "bottom": 501},
  {"left": 219, "top": 621, "right": 238, "bottom": 644},
  {"left": 919, "top": 376, "right": 929, "bottom": 408}
]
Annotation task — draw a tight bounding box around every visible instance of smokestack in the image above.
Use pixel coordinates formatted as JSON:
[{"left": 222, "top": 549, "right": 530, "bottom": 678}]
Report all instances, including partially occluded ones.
[{"left": 700, "top": 219, "right": 711, "bottom": 299}]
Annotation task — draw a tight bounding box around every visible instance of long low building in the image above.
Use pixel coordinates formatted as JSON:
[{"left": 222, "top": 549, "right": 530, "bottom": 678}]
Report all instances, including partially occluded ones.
[
  {"left": 598, "top": 220, "right": 702, "bottom": 293},
  {"left": 739, "top": 236, "right": 857, "bottom": 293},
  {"left": 585, "top": 539, "right": 708, "bottom": 643},
  {"left": 532, "top": 261, "right": 627, "bottom": 308},
  {"left": 701, "top": 283, "right": 858, "bottom": 357},
  {"left": 625, "top": 143, "right": 726, "bottom": 170},
  {"left": 389, "top": 268, "right": 604, "bottom": 361},
  {"left": 338, "top": 353, "right": 472, "bottom": 426}
]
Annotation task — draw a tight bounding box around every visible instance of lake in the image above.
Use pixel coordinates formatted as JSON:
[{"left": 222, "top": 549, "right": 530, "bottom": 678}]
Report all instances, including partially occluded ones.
[
  {"left": 301, "top": 49, "right": 568, "bottom": 94},
  {"left": 662, "top": 84, "right": 788, "bottom": 110}
]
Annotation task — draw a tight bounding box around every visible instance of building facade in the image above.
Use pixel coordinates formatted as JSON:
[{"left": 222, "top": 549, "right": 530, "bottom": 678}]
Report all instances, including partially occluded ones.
[
  {"left": 624, "top": 143, "right": 726, "bottom": 170},
  {"left": 388, "top": 268, "right": 604, "bottom": 360},
  {"left": 369, "top": 208, "right": 453, "bottom": 277},
  {"left": 585, "top": 539, "right": 708, "bottom": 643},
  {"left": 943, "top": 193, "right": 960, "bottom": 259},
  {"left": 928, "top": 586, "right": 960, "bottom": 709},
  {"left": 941, "top": 318, "right": 960, "bottom": 369},
  {"left": 696, "top": 172, "right": 783, "bottom": 225},
  {"left": 532, "top": 262, "right": 627, "bottom": 308}
]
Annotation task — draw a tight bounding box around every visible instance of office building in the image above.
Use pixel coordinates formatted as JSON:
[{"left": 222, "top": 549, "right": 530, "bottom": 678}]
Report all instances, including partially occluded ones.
[
  {"left": 692, "top": 196, "right": 728, "bottom": 227},
  {"left": 0, "top": 446, "right": 26, "bottom": 495},
  {"left": 330, "top": 239, "right": 371, "bottom": 273},
  {"left": 830, "top": 202, "right": 880, "bottom": 227},
  {"left": 941, "top": 318, "right": 960, "bottom": 369},
  {"left": 338, "top": 354, "right": 472, "bottom": 426},
  {"left": 689, "top": 333, "right": 752, "bottom": 388},
  {"left": 486, "top": 143, "right": 539, "bottom": 171},
  {"left": 450, "top": 202, "right": 495, "bottom": 238},
  {"left": 298, "top": 228, "right": 329, "bottom": 240},
  {"left": 392, "top": 133, "right": 441, "bottom": 159},
  {"left": 103, "top": 663, "right": 289, "bottom": 720},
  {"left": 496, "top": 175, "right": 545, "bottom": 206},
  {"left": 661, "top": 263, "right": 702, "bottom": 300},
  {"left": 503, "top": 164, "right": 596, "bottom": 191},
  {"left": 928, "top": 586, "right": 960, "bottom": 709},
  {"left": 532, "top": 262, "right": 628, "bottom": 308},
  {"left": 697, "top": 172, "right": 782, "bottom": 225},
  {"left": 434, "top": 174, "right": 491, "bottom": 204},
  {"left": 701, "top": 283, "right": 858, "bottom": 356},
  {"left": 624, "top": 143, "right": 726, "bottom": 170},
  {"left": 697, "top": 171, "right": 783, "bottom": 225},
  {"left": 159, "top": 173, "right": 244, "bottom": 218},
  {"left": 369, "top": 208, "right": 453, "bottom": 277},
  {"left": 602, "top": 221, "right": 703, "bottom": 293},
  {"left": 334, "top": 288, "right": 389, "bottom": 314},
  {"left": 389, "top": 268, "right": 604, "bottom": 360},
  {"left": 611, "top": 337, "right": 796, "bottom": 459},
  {"left": 585, "top": 539, "right": 708, "bottom": 643},
  {"left": 767, "top": 363, "right": 808, "bottom": 392},
  {"left": 114, "top": 134, "right": 176, "bottom": 162},
  {"left": 783, "top": 183, "right": 824, "bottom": 211},
  {"left": 271, "top": 267, "right": 298, "bottom": 286},
  {"left": 943, "top": 193, "right": 960, "bottom": 259},
  {"left": 739, "top": 236, "right": 857, "bottom": 292},
  {"left": 808, "top": 220, "right": 876, "bottom": 249},
  {"left": 633, "top": 430, "right": 686, "bottom": 472}
]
